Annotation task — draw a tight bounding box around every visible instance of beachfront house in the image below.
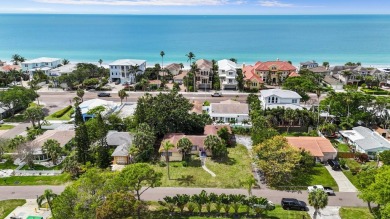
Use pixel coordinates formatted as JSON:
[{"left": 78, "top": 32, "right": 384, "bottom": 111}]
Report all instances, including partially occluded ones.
[
  {"left": 339, "top": 126, "right": 390, "bottom": 157},
  {"left": 1, "top": 65, "right": 21, "bottom": 73},
  {"left": 164, "top": 63, "right": 182, "bottom": 76},
  {"left": 173, "top": 71, "right": 187, "bottom": 85},
  {"left": 195, "top": 59, "right": 213, "bottom": 90},
  {"left": 299, "top": 60, "right": 319, "bottom": 70},
  {"left": 206, "top": 99, "right": 249, "bottom": 124},
  {"left": 49, "top": 63, "right": 77, "bottom": 76},
  {"left": 252, "top": 60, "right": 296, "bottom": 85},
  {"left": 286, "top": 137, "right": 337, "bottom": 162},
  {"left": 242, "top": 64, "right": 264, "bottom": 90},
  {"left": 21, "top": 57, "right": 62, "bottom": 78},
  {"left": 260, "top": 89, "right": 302, "bottom": 110},
  {"left": 218, "top": 59, "right": 238, "bottom": 90},
  {"left": 109, "top": 59, "right": 146, "bottom": 84}
]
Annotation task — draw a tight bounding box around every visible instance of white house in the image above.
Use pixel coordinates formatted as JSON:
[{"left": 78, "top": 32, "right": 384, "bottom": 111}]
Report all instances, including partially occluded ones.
[
  {"left": 300, "top": 60, "right": 319, "bottom": 70},
  {"left": 339, "top": 126, "right": 390, "bottom": 157},
  {"left": 164, "top": 63, "right": 182, "bottom": 76},
  {"left": 207, "top": 99, "right": 249, "bottom": 124},
  {"left": 22, "top": 57, "right": 62, "bottom": 77},
  {"left": 218, "top": 59, "right": 238, "bottom": 90},
  {"left": 260, "top": 89, "right": 302, "bottom": 110},
  {"left": 78, "top": 99, "right": 121, "bottom": 121},
  {"left": 49, "top": 63, "right": 77, "bottom": 76},
  {"left": 109, "top": 59, "right": 146, "bottom": 84}
]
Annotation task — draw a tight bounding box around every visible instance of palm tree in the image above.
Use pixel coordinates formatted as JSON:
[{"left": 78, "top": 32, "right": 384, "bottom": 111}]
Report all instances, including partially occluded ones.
[
  {"left": 118, "top": 89, "right": 128, "bottom": 104},
  {"left": 162, "top": 140, "right": 174, "bottom": 180},
  {"left": 130, "top": 64, "right": 140, "bottom": 84},
  {"left": 229, "top": 58, "right": 237, "bottom": 63},
  {"left": 186, "top": 52, "right": 196, "bottom": 91},
  {"left": 177, "top": 137, "right": 192, "bottom": 160},
  {"left": 240, "top": 176, "right": 257, "bottom": 196},
  {"left": 42, "top": 139, "right": 62, "bottom": 165},
  {"left": 37, "top": 189, "right": 57, "bottom": 214},
  {"left": 179, "top": 63, "right": 184, "bottom": 70},
  {"left": 160, "top": 51, "right": 165, "bottom": 69},
  {"left": 98, "top": 59, "right": 103, "bottom": 67},
  {"left": 76, "top": 88, "right": 84, "bottom": 102},
  {"left": 229, "top": 194, "right": 245, "bottom": 215},
  {"left": 308, "top": 189, "right": 328, "bottom": 219},
  {"left": 173, "top": 194, "right": 190, "bottom": 215},
  {"left": 62, "top": 59, "right": 70, "bottom": 65},
  {"left": 283, "top": 108, "right": 297, "bottom": 133},
  {"left": 139, "top": 78, "right": 150, "bottom": 91},
  {"left": 12, "top": 54, "right": 25, "bottom": 65}
]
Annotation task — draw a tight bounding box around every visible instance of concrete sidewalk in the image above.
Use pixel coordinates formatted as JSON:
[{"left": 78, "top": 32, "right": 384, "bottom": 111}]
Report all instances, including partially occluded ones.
[
  {"left": 5, "top": 199, "right": 51, "bottom": 219},
  {"left": 307, "top": 206, "right": 341, "bottom": 219},
  {"left": 325, "top": 165, "right": 357, "bottom": 192}
]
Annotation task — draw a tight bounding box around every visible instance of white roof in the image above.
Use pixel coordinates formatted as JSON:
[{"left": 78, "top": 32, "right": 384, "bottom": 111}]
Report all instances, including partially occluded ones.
[
  {"left": 22, "top": 57, "right": 61, "bottom": 64},
  {"left": 50, "top": 63, "right": 77, "bottom": 74},
  {"left": 109, "top": 59, "right": 146, "bottom": 66},
  {"left": 260, "top": 89, "right": 302, "bottom": 99},
  {"left": 218, "top": 59, "right": 237, "bottom": 71},
  {"left": 79, "top": 99, "right": 119, "bottom": 115},
  {"left": 340, "top": 126, "right": 390, "bottom": 151}
]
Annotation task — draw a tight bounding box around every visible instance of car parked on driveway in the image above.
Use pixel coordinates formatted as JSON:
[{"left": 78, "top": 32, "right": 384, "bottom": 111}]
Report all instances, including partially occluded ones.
[
  {"left": 281, "top": 198, "right": 307, "bottom": 211},
  {"left": 97, "top": 92, "right": 111, "bottom": 97},
  {"left": 328, "top": 159, "right": 341, "bottom": 170},
  {"left": 307, "top": 185, "right": 335, "bottom": 196}
]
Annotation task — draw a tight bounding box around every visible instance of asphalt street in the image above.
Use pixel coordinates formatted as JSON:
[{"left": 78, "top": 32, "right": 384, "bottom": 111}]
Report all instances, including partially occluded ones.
[{"left": 0, "top": 186, "right": 366, "bottom": 207}]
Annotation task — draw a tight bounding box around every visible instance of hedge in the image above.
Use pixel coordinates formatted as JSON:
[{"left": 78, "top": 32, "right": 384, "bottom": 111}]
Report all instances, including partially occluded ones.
[
  {"left": 53, "top": 105, "right": 72, "bottom": 118},
  {"left": 361, "top": 89, "right": 390, "bottom": 95}
]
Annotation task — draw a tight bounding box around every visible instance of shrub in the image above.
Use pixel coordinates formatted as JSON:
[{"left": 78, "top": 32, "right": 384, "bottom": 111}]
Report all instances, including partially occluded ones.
[
  {"left": 339, "top": 159, "right": 346, "bottom": 168},
  {"left": 348, "top": 162, "right": 361, "bottom": 175},
  {"left": 158, "top": 161, "right": 166, "bottom": 167},
  {"left": 53, "top": 105, "right": 72, "bottom": 118},
  {"left": 358, "top": 153, "right": 369, "bottom": 163},
  {"left": 181, "top": 161, "right": 188, "bottom": 167},
  {"left": 232, "top": 127, "right": 251, "bottom": 135}
]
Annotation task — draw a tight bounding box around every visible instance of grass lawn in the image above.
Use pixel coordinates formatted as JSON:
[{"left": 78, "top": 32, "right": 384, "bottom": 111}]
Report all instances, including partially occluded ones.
[
  {"left": 45, "top": 107, "right": 73, "bottom": 121},
  {"left": 336, "top": 143, "right": 350, "bottom": 152},
  {"left": 148, "top": 204, "right": 310, "bottom": 219},
  {"left": 3, "top": 114, "right": 26, "bottom": 123},
  {"left": 0, "top": 199, "right": 26, "bottom": 218},
  {"left": 0, "top": 124, "right": 14, "bottom": 130},
  {"left": 339, "top": 207, "right": 374, "bottom": 219},
  {"left": 20, "top": 163, "right": 63, "bottom": 170},
  {"left": 284, "top": 164, "right": 339, "bottom": 191},
  {"left": 342, "top": 159, "right": 378, "bottom": 188},
  {"left": 152, "top": 145, "right": 253, "bottom": 188},
  {"left": 0, "top": 160, "right": 18, "bottom": 169},
  {"left": 0, "top": 173, "right": 70, "bottom": 186}
]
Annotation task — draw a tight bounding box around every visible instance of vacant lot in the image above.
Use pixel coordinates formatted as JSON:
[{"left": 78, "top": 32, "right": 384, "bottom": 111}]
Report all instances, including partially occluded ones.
[
  {"left": 0, "top": 173, "right": 70, "bottom": 186},
  {"left": 152, "top": 145, "right": 253, "bottom": 188}
]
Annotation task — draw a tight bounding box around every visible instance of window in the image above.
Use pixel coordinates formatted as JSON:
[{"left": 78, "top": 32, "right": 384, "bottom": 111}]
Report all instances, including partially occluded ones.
[
  {"left": 161, "top": 152, "right": 172, "bottom": 157},
  {"left": 292, "top": 99, "right": 298, "bottom": 103},
  {"left": 191, "top": 146, "right": 198, "bottom": 151},
  {"left": 115, "top": 66, "right": 117, "bottom": 69},
  {"left": 271, "top": 97, "right": 275, "bottom": 103},
  {"left": 222, "top": 70, "right": 225, "bottom": 73},
  {"left": 229, "top": 79, "right": 233, "bottom": 83},
  {"left": 202, "top": 79, "right": 208, "bottom": 84},
  {"left": 268, "top": 97, "right": 271, "bottom": 103},
  {"left": 25, "top": 64, "right": 28, "bottom": 67}
]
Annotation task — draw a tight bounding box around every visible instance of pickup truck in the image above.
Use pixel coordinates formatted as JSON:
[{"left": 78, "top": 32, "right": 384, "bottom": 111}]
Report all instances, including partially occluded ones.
[{"left": 307, "top": 185, "right": 335, "bottom": 196}]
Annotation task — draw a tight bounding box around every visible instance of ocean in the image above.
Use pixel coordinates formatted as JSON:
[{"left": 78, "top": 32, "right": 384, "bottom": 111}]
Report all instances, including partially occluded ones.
[{"left": 0, "top": 14, "right": 390, "bottom": 67}]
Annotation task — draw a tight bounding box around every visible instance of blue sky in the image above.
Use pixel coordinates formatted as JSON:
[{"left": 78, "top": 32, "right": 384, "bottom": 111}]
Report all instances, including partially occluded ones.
[{"left": 1, "top": 0, "right": 389, "bottom": 15}]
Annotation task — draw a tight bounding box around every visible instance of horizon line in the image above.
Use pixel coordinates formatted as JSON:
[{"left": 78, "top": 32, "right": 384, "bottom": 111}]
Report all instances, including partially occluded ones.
[{"left": 1, "top": 13, "right": 390, "bottom": 16}]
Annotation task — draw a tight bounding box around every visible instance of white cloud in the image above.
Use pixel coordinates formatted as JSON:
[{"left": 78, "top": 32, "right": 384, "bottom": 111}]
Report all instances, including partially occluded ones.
[
  {"left": 33, "top": 0, "right": 243, "bottom": 6},
  {"left": 258, "top": 0, "right": 293, "bottom": 7},
  {"left": 0, "top": 7, "right": 58, "bottom": 13}
]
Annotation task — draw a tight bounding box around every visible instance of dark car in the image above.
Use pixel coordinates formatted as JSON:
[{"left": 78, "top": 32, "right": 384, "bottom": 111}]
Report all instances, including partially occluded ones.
[
  {"left": 97, "top": 92, "right": 111, "bottom": 97},
  {"left": 327, "top": 159, "right": 341, "bottom": 170},
  {"left": 281, "top": 198, "right": 307, "bottom": 211}
]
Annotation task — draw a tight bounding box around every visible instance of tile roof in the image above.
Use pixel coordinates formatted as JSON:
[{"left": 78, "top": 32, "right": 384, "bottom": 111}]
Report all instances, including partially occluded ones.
[
  {"left": 165, "top": 63, "right": 182, "bottom": 71},
  {"left": 1, "top": 65, "right": 21, "bottom": 72},
  {"left": 288, "top": 72, "right": 300, "bottom": 77},
  {"left": 204, "top": 125, "right": 232, "bottom": 136},
  {"left": 310, "top": 66, "right": 329, "bottom": 73},
  {"left": 160, "top": 133, "right": 207, "bottom": 153},
  {"left": 286, "top": 137, "right": 336, "bottom": 157},
  {"left": 173, "top": 71, "right": 188, "bottom": 80},
  {"left": 243, "top": 65, "right": 263, "bottom": 83},
  {"left": 254, "top": 61, "right": 296, "bottom": 71},
  {"left": 196, "top": 59, "right": 212, "bottom": 70},
  {"left": 190, "top": 100, "right": 203, "bottom": 114},
  {"left": 210, "top": 100, "right": 249, "bottom": 115},
  {"left": 218, "top": 59, "right": 237, "bottom": 71}
]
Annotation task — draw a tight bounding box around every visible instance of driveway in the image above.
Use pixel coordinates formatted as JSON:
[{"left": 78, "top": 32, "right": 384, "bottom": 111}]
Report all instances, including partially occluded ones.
[
  {"left": 308, "top": 206, "right": 341, "bottom": 219},
  {"left": 325, "top": 166, "right": 357, "bottom": 192}
]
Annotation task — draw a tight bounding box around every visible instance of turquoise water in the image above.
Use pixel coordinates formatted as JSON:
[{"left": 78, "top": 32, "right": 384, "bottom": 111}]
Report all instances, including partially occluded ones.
[{"left": 0, "top": 14, "right": 390, "bottom": 66}]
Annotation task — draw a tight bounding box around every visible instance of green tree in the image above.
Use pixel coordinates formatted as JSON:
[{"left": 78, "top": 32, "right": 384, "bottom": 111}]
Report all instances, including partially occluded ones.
[
  {"left": 253, "top": 136, "right": 301, "bottom": 186},
  {"left": 0, "top": 87, "right": 38, "bottom": 117},
  {"left": 283, "top": 108, "right": 298, "bottom": 133},
  {"left": 211, "top": 59, "right": 220, "bottom": 90},
  {"left": 229, "top": 58, "right": 237, "bottom": 63},
  {"left": 76, "top": 88, "right": 85, "bottom": 102},
  {"left": 94, "top": 115, "right": 111, "bottom": 169},
  {"left": 177, "top": 137, "right": 192, "bottom": 160},
  {"left": 62, "top": 59, "right": 70, "bottom": 65},
  {"left": 11, "top": 54, "right": 25, "bottom": 65},
  {"left": 133, "top": 123, "right": 156, "bottom": 162},
  {"left": 160, "top": 51, "right": 165, "bottom": 69},
  {"left": 308, "top": 189, "right": 328, "bottom": 219},
  {"left": 96, "top": 192, "right": 138, "bottom": 219},
  {"left": 24, "top": 105, "right": 45, "bottom": 129},
  {"left": 357, "top": 168, "right": 377, "bottom": 213},
  {"left": 119, "top": 163, "right": 163, "bottom": 201},
  {"left": 98, "top": 59, "right": 103, "bottom": 67},
  {"left": 204, "top": 135, "right": 227, "bottom": 159},
  {"left": 322, "top": 61, "right": 329, "bottom": 67},
  {"left": 161, "top": 140, "right": 174, "bottom": 180},
  {"left": 42, "top": 139, "right": 62, "bottom": 165},
  {"left": 75, "top": 111, "right": 90, "bottom": 165},
  {"left": 217, "top": 127, "right": 231, "bottom": 147},
  {"left": 118, "top": 89, "right": 128, "bottom": 104},
  {"left": 380, "top": 150, "right": 390, "bottom": 165},
  {"left": 236, "top": 69, "right": 244, "bottom": 91},
  {"left": 240, "top": 176, "right": 257, "bottom": 196},
  {"left": 251, "top": 111, "right": 278, "bottom": 145},
  {"left": 62, "top": 152, "right": 81, "bottom": 179},
  {"left": 37, "top": 189, "right": 57, "bottom": 214}
]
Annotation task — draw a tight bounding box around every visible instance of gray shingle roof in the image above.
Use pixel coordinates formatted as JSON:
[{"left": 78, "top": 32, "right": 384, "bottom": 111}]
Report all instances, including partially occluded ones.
[
  {"left": 111, "top": 143, "right": 130, "bottom": 157},
  {"left": 260, "top": 89, "right": 302, "bottom": 99},
  {"left": 106, "top": 131, "right": 133, "bottom": 146},
  {"left": 210, "top": 100, "right": 249, "bottom": 115},
  {"left": 353, "top": 126, "right": 390, "bottom": 151}
]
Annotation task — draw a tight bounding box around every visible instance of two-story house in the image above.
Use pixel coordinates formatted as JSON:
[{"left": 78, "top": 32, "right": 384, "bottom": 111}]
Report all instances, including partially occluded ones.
[
  {"left": 109, "top": 59, "right": 146, "bottom": 84},
  {"left": 253, "top": 60, "right": 296, "bottom": 85},
  {"left": 260, "top": 89, "right": 302, "bottom": 110},
  {"left": 21, "top": 57, "right": 62, "bottom": 78},
  {"left": 300, "top": 60, "right": 319, "bottom": 70},
  {"left": 243, "top": 64, "right": 264, "bottom": 90},
  {"left": 164, "top": 63, "right": 182, "bottom": 76},
  {"left": 217, "top": 59, "right": 237, "bottom": 90},
  {"left": 195, "top": 59, "right": 213, "bottom": 89}
]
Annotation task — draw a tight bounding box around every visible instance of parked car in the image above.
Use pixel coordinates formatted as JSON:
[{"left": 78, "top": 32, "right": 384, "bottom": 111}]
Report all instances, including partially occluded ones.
[
  {"left": 281, "top": 198, "right": 307, "bottom": 211},
  {"left": 327, "top": 159, "right": 341, "bottom": 170},
  {"left": 115, "top": 81, "right": 120, "bottom": 85},
  {"left": 307, "top": 185, "right": 335, "bottom": 195},
  {"left": 97, "top": 92, "right": 111, "bottom": 97},
  {"left": 211, "top": 92, "right": 223, "bottom": 97}
]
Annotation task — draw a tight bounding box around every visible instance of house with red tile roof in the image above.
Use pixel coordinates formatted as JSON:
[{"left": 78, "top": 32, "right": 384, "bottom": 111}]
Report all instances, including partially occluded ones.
[
  {"left": 286, "top": 136, "right": 337, "bottom": 162},
  {"left": 243, "top": 65, "right": 263, "bottom": 90},
  {"left": 252, "top": 60, "right": 296, "bottom": 85},
  {"left": 1, "top": 65, "right": 21, "bottom": 73}
]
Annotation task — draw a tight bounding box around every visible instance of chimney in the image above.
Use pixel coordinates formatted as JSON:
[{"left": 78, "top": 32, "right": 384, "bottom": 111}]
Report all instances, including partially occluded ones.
[{"left": 242, "top": 63, "right": 246, "bottom": 69}]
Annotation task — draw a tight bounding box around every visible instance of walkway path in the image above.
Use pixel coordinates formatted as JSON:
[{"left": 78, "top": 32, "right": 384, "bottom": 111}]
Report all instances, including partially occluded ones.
[
  {"left": 5, "top": 199, "right": 51, "bottom": 219},
  {"left": 0, "top": 186, "right": 366, "bottom": 207},
  {"left": 201, "top": 158, "right": 216, "bottom": 177},
  {"left": 325, "top": 166, "right": 358, "bottom": 192},
  {"left": 307, "top": 206, "right": 341, "bottom": 219}
]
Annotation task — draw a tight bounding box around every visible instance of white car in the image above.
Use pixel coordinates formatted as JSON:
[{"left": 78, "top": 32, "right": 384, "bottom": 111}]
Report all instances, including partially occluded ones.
[{"left": 307, "top": 185, "right": 335, "bottom": 195}]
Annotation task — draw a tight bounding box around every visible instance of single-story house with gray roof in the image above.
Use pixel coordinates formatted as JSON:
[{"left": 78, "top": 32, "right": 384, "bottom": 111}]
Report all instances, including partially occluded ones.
[
  {"left": 206, "top": 99, "right": 249, "bottom": 124},
  {"left": 339, "top": 126, "right": 390, "bottom": 157},
  {"left": 107, "top": 131, "right": 133, "bottom": 165}
]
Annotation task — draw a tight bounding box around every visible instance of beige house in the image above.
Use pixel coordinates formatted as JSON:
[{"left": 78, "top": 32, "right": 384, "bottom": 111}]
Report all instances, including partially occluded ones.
[
  {"left": 286, "top": 137, "right": 337, "bottom": 162},
  {"left": 243, "top": 65, "right": 264, "bottom": 90},
  {"left": 165, "top": 63, "right": 182, "bottom": 76},
  {"left": 251, "top": 60, "right": 296, "bottom": 85},
  {"left": 173, "top": 71, "right": 188, "bottom": 85},
  {"left": 107, "top": 131, "right": 133, "bottom": 165},
  {"left": 195, "top": 59, "right": 213, "bottom": 89}
]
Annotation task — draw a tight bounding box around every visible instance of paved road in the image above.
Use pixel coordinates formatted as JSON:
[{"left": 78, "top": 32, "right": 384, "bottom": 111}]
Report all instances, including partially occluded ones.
[{"left": 0, "top": 186, "right": 366, "bottom": 207}]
